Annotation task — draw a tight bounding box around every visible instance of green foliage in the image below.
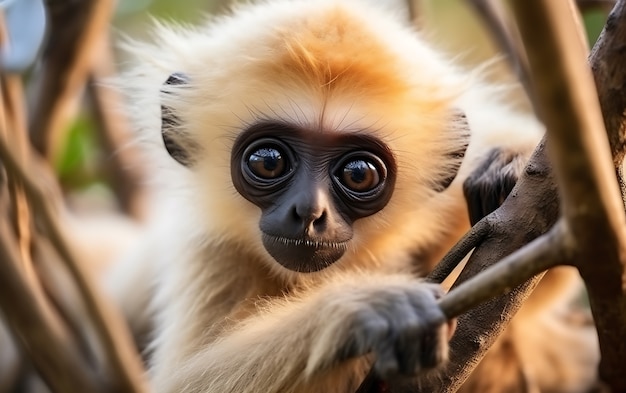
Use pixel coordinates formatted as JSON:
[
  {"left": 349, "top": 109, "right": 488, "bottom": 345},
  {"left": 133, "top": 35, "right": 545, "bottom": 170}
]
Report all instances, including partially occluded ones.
[
  {"left": 583, "top": 9, "right": 607, "bottom": 47},
  {"left": 55, "top": 115, "right": 100, "bottom": 190}
]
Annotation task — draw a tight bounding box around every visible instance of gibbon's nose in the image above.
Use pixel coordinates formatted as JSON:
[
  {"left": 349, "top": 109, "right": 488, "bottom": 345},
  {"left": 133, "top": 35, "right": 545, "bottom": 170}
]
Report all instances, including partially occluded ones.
[
  {"left": 291, "top": 188, "right": 329, "bottom": 234},
  {"left": 293, "top": 205, "right": 328, "bottom": 233}
]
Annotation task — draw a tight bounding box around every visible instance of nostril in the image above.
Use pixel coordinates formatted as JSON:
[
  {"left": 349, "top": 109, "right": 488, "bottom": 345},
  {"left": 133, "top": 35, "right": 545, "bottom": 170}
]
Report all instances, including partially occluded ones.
[
  {"left": 314, "top": 211, "right": 327, "bottom": 225},
  {"left": 291, "top": 206, "right": 301, "bottom": 222},
  {"left": 292, "top": 203, "right": 327, "bottom": 231}
]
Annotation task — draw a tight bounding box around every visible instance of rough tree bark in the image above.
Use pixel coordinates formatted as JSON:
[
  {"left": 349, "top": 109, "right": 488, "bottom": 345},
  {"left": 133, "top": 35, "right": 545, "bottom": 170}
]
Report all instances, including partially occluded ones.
[{"left": 411, "top": 0, "right": 626, "bottom": 391}]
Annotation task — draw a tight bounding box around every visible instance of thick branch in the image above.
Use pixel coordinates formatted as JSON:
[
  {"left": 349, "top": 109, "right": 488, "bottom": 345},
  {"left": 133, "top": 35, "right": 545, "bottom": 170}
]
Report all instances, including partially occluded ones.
[
  {"left": 590, "top": 1, "right": 626, "bottom": 166},
  {"left": 512, "top": 1, "right": 626, "bottom": 389},
  {"left": 415, "top": 139, "right": 560, "bottom": 392}
]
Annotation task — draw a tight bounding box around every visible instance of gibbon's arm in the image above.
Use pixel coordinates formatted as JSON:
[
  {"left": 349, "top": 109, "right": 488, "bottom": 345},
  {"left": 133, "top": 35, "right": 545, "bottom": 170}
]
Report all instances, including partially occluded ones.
[{"left": 152, "top": 273, "right": 453, "bottom": 393}]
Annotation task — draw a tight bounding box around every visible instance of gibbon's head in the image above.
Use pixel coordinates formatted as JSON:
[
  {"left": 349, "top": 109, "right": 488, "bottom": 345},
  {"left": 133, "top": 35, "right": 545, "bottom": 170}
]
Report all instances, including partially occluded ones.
[{"left": 133, "top": 0, "right": 470, "bottom": 274}]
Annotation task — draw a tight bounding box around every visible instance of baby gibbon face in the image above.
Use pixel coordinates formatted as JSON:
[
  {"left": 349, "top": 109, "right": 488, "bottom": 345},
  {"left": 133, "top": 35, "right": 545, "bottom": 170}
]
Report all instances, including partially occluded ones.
[
  {"left": 229, "top": 120, "right": 397, "bottom": 272},
  {"left": 156, "top": 1, "right": 470, "bottom": 275}
]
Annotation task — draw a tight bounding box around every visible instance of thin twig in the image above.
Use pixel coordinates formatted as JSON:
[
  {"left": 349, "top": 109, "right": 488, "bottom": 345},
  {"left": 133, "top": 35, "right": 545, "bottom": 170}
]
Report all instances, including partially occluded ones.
[
  {"left": 426, "top": 218, "right": 490, "bottom": 283},
  {"left": 438, "top": 220, "right": 566, "bottom": 318}
]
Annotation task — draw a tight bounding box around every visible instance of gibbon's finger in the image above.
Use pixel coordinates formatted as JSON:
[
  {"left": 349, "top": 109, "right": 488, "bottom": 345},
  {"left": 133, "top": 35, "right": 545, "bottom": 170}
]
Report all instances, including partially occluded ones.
[{"left": 373, "top": 340, "right": 400, "bottom": 379}]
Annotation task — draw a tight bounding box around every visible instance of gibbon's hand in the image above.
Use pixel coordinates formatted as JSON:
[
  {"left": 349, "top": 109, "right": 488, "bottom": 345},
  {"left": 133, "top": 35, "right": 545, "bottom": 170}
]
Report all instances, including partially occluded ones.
[
  {"left": 463, "top": 148, "right": 526, "bottom": 225},
  {"left": 334, "top": 283, "right": 454, "bottom": 378}
]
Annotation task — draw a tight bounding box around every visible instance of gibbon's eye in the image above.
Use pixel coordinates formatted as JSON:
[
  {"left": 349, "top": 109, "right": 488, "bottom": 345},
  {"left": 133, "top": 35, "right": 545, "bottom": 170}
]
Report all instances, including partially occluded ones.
[
  {"left": 247, "top": 146, "right": 287, "bottom": 179},
  {"left": 334, "top": 152, "right": 387, "bottom": 198},
  {"left": 242, "top": 138, "right": 293, "bottom": 182},
  {"left": 340, "top": 159, "right": 380, "bottom": 192}
]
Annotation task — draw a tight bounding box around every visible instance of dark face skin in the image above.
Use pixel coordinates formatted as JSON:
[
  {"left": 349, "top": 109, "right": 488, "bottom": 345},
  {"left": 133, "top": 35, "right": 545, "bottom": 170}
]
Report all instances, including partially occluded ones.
[{"left": 230, "top": 121, "right": 397, "bottom": 272}]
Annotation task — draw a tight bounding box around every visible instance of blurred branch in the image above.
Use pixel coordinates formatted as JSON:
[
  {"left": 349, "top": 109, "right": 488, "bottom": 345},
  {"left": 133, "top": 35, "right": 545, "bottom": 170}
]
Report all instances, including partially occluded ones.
[
  {"left": 578, "top": 0, "right": 617, "bottom": 13},
  {"left": 0, "top": 11, "right": 37, "bottom": 290},
  {"left": 0, "top": 75, "right": 37, "bottom": 286},
  {"left": 0, "top": 218, "right": 99, "bottom": 393},
  {"left": 29, "top": 0, "right": 115, "bottom": 162},
  {"left": 206, "top": 0, "right": 235, "bottom": 14},
  {"left": 0, "top": 95, "right": 148, "bottom": 393},
  {"left": 406, "top": 0, "right": 422, "bottom": 24},
  {"left": 465, "top": 0, "right": 535, "bottom": 110},
  {"left": 87, "top": 36, "right": 147, "bottom": 219}
]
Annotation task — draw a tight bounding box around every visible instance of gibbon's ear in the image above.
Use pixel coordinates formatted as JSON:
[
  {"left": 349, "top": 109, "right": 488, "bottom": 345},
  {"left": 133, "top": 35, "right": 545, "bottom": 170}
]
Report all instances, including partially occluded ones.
[
  {"left": 161, "top": 72, "right": 198, "bottom": 166},
  {"left": 432, "top": 110, "right": 470, "bottom": 192}
]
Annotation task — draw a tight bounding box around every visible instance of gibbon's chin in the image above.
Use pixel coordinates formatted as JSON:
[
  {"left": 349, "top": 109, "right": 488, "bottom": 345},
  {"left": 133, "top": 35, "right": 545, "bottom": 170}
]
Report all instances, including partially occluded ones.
[{"left": 261, "top": 233, "right": 348, "bottom": 272}]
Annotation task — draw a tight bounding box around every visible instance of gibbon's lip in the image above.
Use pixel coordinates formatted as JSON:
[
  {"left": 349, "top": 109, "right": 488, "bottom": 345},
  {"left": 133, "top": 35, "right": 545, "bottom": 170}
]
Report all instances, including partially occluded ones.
[{"left": 261, "top": 233, "right": 348, "bottom": 273}]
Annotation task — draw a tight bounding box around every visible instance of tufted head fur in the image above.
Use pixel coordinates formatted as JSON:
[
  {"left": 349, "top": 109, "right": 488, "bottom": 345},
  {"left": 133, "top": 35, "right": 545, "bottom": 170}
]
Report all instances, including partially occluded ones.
[{"left": 122, "top": 0, "right": 471, "bottom": 279}]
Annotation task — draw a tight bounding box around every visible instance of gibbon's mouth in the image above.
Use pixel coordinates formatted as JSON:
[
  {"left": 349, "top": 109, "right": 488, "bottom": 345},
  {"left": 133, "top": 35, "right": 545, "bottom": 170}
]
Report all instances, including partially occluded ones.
[{"left": 261, "top": 233, "right": 349, "bottom": 273}]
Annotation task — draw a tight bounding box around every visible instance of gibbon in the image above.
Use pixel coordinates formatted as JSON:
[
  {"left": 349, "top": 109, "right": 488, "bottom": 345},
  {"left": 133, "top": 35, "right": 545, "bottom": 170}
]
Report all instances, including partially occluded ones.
[{"left": 105, "top": 0, "right": 599, "bottom": 392}]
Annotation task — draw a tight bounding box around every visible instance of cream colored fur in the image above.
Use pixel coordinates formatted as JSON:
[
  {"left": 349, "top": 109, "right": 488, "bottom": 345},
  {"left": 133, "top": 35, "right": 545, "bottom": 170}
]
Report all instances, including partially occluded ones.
[{"left": 106, "top": 1, "right": 599, "bottom": 392}]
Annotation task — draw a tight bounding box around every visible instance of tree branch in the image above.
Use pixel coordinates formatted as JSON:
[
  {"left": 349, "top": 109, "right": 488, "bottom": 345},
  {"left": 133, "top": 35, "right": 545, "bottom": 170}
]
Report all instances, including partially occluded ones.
[
  {"left": 0, "top": 124, "right": 148, "bottom": 392},
  {"left": 29, "top": 0, "right": 114, "bottom": 161},
  {"left": 416, "top": 0, "right": 626, "bottom": 390},
  {"left": 87, "top": 36, "right": 147, "bottom": 219},
  {"left": 426, "top": 217, "right": 490, "bottom": 284},
  {"left": 578, "top": 0, "right": 616, "bottom": 13},
  {"left": 414, "top": 138, "right": 559, "bottom": 392},
  {"left": 0, "top": 218, "right": 99, "bottom": 393},
  {"left": 465, "top": 0, "right": 535, "bottom": 109},
  {"left": 512, "top": 0, "right": 626, "bottom": 388},
  {"left": 590, "top": 1, "right": 626, "bottom": 166},
  {"left": 438, "top": 219, "right": 566, "bottom": 319}
]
